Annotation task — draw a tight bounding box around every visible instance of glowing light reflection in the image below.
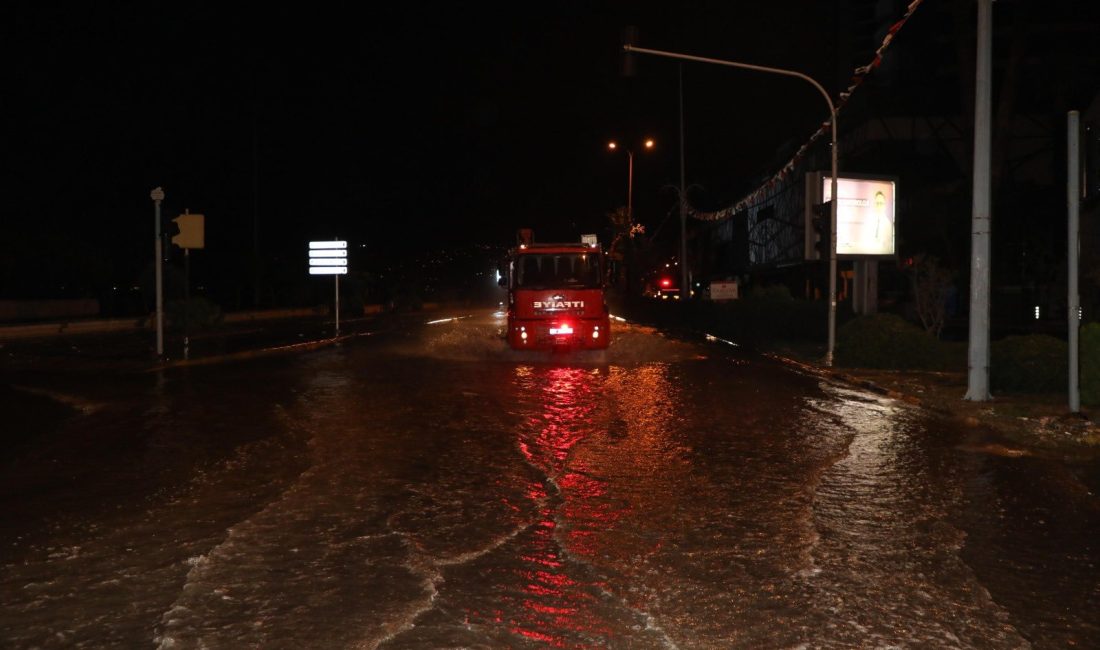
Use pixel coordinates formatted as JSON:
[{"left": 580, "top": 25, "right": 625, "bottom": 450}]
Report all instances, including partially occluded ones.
[
  {"left": 425, "top": 315, "right": 472, "bottom": 325},
  {"left": 705, "top": 332, "right": 740, "bottom": 347}
]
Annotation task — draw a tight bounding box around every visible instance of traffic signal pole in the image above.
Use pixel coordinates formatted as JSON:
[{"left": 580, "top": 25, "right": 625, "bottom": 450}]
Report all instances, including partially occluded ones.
[{"left": 622, "top": 44, "right": 839, "bottom": 364}]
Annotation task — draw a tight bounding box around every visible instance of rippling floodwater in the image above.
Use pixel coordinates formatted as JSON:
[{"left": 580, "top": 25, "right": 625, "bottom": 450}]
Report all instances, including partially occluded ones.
[{"left": 1, "top": 310, "right": 1097, "bottom": 648}]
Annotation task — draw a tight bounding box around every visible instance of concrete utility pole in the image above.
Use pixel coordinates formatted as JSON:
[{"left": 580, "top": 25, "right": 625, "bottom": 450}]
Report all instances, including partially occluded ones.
[
  {"left": 150, "top": 187, "right": 165, "bottom": 358},
  {"left": 623, "top": 44, "right": 839, "bottom": 365},
  {"left": 1068, "top": 110, "right": 1081, "bottom": 413},
  {"left": 965, "top": 0, "right": 993, "bottom": 401}
]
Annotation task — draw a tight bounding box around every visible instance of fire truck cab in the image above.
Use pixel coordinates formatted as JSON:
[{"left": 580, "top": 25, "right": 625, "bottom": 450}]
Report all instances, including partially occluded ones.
[{"left": 500, "top": 240, "right": 610, "bottom": 350}]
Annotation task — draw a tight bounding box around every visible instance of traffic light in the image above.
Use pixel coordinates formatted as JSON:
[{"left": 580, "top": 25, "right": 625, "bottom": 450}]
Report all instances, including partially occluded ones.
[
  {"left": 170, "top": 212, "right": 205, "bottom": 249},
  {"left": 1086, "top": 122, "right": 1100, "bottom": 200},
  {"left": 811, "top": 200, "right": 832, "bottom": 261},
  {"left": 161, "top": 212, "right": 180, "bottom": 261}
]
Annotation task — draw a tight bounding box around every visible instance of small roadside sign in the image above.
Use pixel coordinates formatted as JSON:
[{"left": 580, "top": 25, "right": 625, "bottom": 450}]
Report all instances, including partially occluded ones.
[
  {"left": 709, "top": 280, "right": 739, "bottom": 301},
  {"left": 171, "top": 213, "right": 205, "bottom": 249}
]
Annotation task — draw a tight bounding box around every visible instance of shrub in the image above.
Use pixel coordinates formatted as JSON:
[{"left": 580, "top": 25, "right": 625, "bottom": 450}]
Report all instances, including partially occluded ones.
[
  {"left": 738, "top": 285, "right": 826, "bottom": 342},
  {"left": 907, "top": 253, "right": 954, "bottom": 338},
  {"left": 389, "top": 289, "right": 423, "bottom": 312},
  {"left": 166, "top": 296, "right": 223, "bottom": 331},
  {"left": 835, "top": 313, "right": 945, "bottom": 370},
  {"left": 747, "top": 284, "right": 794, "bottom": 302},
  {"left": 623, "top": 286, "right": 828, "bottom": 346},
  {"left": 1080, "top": 322, "right": 1100, "bottom": 406},
  {"left": 991, "top": 334, "right": 1067, "bottom": 394}
]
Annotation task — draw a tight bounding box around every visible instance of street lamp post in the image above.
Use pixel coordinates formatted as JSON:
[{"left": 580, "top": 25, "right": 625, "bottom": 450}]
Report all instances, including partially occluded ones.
[
  {"left": 623, "top": 44, "right": 839, "bottom": 365},
  {"left": 628, "top": 147, "right": 634, "bottom": 221},
  {"left": 608, "top": 138, "right": 655, "bottom": 223}
]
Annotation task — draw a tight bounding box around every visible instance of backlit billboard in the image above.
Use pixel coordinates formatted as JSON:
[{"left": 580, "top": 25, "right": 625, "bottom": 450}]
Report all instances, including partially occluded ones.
[{"left": 820, "top": 175, "right": 896, "bottom": 257}]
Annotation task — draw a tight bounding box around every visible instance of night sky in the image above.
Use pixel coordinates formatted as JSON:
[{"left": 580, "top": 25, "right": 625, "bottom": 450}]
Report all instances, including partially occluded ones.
[
  {"left": 52, "top": 0, "right": 1100, "bottom": 312},
  {"left": 4, "top": 2, "right": 847, "bottom": 299}
]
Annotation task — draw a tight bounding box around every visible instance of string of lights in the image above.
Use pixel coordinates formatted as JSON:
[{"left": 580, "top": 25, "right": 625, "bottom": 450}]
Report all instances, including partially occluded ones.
[{"left": 688, "top": 0, "right": 925, "bottom": 222}]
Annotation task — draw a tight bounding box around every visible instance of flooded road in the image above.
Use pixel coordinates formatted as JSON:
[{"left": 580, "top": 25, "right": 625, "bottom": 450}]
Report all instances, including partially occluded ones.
[{"left": 1, "top": 310, "right": 1097, "bottom": 648}]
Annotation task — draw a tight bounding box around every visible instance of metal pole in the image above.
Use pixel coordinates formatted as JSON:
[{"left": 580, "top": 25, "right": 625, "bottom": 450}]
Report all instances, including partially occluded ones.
[
  {"left": 627, "top": 150, "right": 634, "bottom": 223},
  {"left": 679, "top": 64, "right": 689, "bottom": 297},
  {"left": 151, "top": 187, "right": 165, "bottom": 358},
  {"left": 335, "top": 273, "right": 341, "bottom": 337},
  {"left": 252, "top": 125, "right": 261, "bottom": 308},
  {"left": 1069, "top": 110, "right": 1081, "bottom": 413},
  {"left": 623, "top": 44, "right": 838, "bottom": 364},
  {"left": 827, "top": 123, "right": 838, "bottom": 366},
  {"left": 183, "top": 248, "right": 190, "bottom": 360},
  {"left": 965, "top": 0, "right": 993, "bottom": 401}
]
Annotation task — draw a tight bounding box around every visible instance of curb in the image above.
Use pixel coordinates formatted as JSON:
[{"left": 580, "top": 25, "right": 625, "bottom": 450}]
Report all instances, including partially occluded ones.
[
  {"left": 148, "top": 331, "right": 371, "bottom": 371},
  {"left": 833, "top": 371, "right": 924, "bottom": 406},
  {"left": 764, "top": 350, "right": 1098, "bottom": 444},
  {"left": 762, "top": 351, "right": 925, "bottom": 407}
]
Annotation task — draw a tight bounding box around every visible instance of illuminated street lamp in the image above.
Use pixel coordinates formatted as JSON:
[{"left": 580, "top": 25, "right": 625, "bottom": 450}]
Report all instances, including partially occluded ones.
[{"left": 608, "top": 138, "right": 655, "bottom": 222}]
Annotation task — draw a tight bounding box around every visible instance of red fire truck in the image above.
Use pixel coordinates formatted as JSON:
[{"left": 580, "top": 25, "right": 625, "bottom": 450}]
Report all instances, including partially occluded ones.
[{"left": 500, "top": 239, "right": 610, "bottom": 350}]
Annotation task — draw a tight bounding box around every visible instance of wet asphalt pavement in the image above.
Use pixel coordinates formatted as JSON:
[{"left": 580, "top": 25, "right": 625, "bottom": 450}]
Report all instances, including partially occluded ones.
[{"left": 1, "top": 309, "right": 1097, "bottom": 648}]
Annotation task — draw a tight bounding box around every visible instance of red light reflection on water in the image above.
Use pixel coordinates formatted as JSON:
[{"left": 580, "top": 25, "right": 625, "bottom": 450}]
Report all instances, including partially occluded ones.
[
  {"left": 514, "top": 627, "right": 568, "bottom": 646},
  {"left": 516, "top": 367, "right": 628, "bottom": 556},
  {"left": 559, "top": 469, "right": 623, "bottom": 558},
  {"left": 488, "top": 366, "right": 623, "bottom": 646},
  {"left": 516, "top": 367, "right": 598, "bottom": 473},
  {"left": 475, "top": 364, "right": 682, "bottom": 645},
  {"left": 505, "top": 513, "right": 612, "bottom": 648}
]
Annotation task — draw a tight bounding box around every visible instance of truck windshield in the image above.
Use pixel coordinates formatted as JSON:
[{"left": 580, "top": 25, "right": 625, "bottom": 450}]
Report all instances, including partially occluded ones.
[{"left": 516, "top": 253, "right": 601, "bottom": 289}]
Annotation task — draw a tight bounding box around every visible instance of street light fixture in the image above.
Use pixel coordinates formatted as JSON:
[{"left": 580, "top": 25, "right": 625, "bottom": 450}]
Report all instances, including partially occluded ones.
[
  {"left": 623, "top": 44, "right": 839, "bottom": 366},
  {"left": 608, "top": 138, "right": 655, "bottom": 223}
]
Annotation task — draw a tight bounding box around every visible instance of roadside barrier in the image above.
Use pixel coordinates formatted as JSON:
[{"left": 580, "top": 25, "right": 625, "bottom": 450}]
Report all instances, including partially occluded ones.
[
  {"left": 0, "top": 306, "right": 379, "bottom": 341},
  {"left": 0, "top": 302, "right": 450, "bottom": 341}
]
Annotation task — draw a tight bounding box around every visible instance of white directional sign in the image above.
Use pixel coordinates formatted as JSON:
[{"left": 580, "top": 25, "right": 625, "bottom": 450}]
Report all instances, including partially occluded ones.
[
  {"left": 308, "top": 239, "right": 347, "bottom": 336},
  {"left": 309, "top": 240, "right": 348, "bottom": 275}
]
